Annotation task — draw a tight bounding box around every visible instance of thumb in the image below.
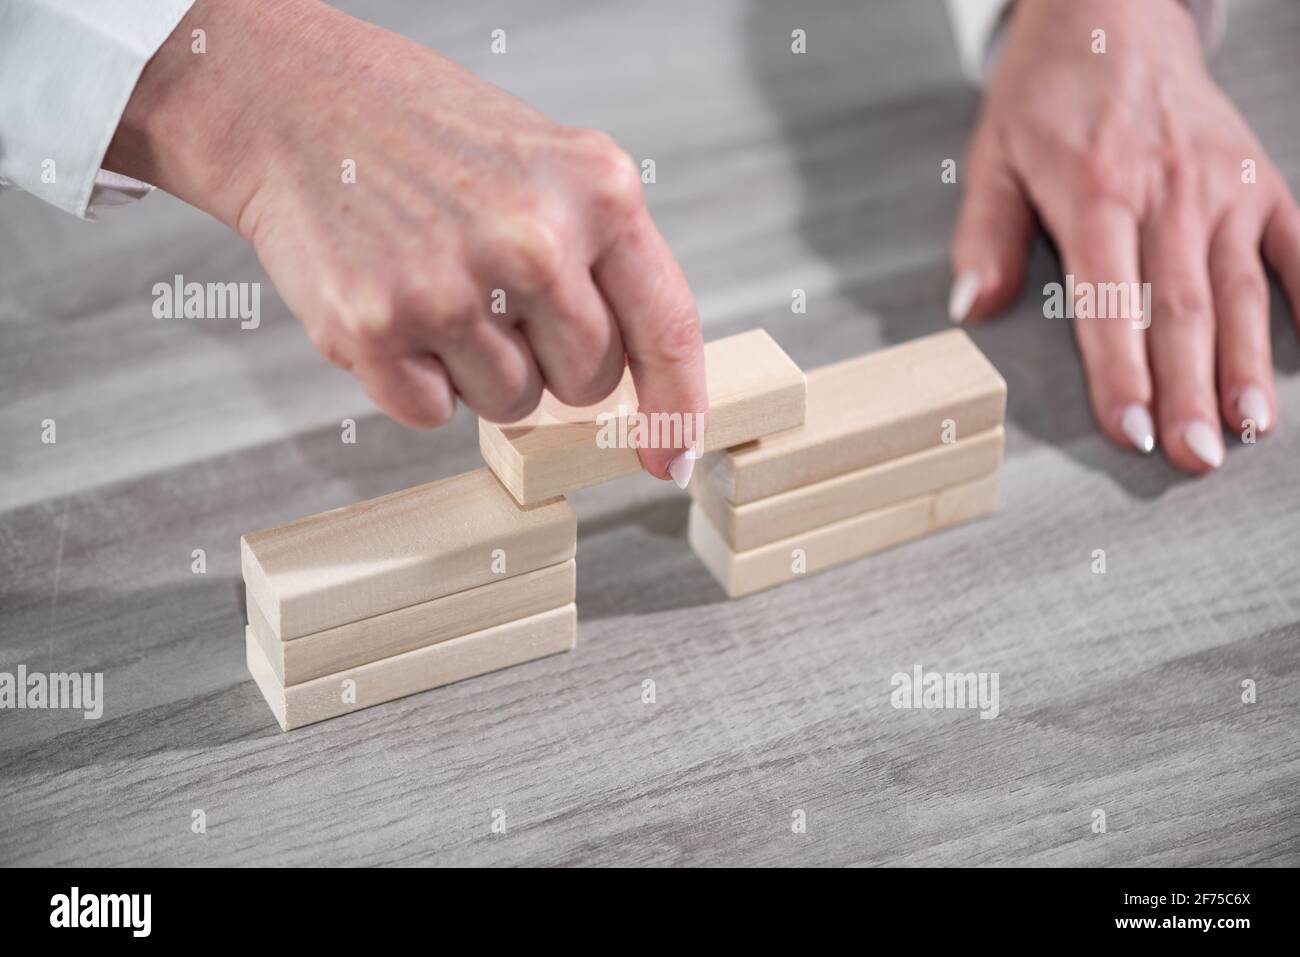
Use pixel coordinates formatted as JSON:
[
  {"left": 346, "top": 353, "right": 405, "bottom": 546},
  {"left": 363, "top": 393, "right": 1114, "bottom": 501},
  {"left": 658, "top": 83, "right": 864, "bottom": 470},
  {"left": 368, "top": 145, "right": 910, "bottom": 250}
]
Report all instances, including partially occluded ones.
[
  {"left": 950, "top": 123, "right": 1035, "bottom": 324},
  {"left": 593, "top": 210, "right": 709, "bottom": 487}
]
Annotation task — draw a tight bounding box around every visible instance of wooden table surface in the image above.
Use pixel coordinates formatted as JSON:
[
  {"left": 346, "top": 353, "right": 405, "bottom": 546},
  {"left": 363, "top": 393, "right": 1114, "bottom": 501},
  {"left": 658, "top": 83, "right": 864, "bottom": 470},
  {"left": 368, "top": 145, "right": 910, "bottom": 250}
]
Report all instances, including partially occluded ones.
[{"left": 2, "top": 0, "right": 1297, "bottom": 867}]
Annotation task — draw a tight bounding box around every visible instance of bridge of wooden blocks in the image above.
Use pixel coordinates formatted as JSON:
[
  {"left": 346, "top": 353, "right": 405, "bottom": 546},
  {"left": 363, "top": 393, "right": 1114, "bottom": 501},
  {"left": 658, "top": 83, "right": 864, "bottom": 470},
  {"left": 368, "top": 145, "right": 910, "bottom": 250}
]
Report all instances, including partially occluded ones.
[{"left": 242, "top": 328, "right": 1007, "bottom": 730}]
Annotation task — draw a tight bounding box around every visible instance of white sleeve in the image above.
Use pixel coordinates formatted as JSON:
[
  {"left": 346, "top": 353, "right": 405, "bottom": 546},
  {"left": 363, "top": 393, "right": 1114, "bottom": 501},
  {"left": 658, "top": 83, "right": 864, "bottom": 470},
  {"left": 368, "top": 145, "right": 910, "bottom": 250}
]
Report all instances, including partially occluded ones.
[
  {"left": 944, "top": 0, "right": 1229, "bottom": 85},
  {"left": 943, "top": 0, "right": 1015, "bottom": 84},
  {"left": 0, "top": 0, "right": 196, "bottom": 220}
]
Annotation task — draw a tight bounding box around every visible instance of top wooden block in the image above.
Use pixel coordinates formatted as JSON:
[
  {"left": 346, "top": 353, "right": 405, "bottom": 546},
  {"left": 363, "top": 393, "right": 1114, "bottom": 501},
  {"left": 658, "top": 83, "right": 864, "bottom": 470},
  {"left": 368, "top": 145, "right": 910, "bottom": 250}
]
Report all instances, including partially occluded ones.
[
  {"left": 241, "top": 467, "right": 576, "bottom": 640},
  {"left": 699, "top": 330, "right": 1006, "bottom": 504},
  {"left": 479, "top": 329, "right": 807, "bottom": 506}
]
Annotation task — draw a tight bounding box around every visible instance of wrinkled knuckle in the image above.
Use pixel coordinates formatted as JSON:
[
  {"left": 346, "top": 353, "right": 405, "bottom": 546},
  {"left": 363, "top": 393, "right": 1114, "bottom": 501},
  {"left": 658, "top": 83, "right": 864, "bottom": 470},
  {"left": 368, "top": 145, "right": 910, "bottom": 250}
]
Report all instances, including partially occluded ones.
[
  {"left": 1152, "top": 283, "right": 1213, "bottom": 328},
  {"left": 1078, "top": 152, "right": 1127, "bottom": 204},
  {"left": 1159, "top": 150, "right": 1197, "bottom": 190},
  {"left": 354, "top": 313, "right": 400, "bottom": 347},
  {"left": 572, "top": 129, "right": 644, "bottom": 217},
  {"left": 332, "top": 294, "right": 402, "bottom": 348},
  {"left": 306, "top": 321, "right": 353, "bottom": 371},
  {"left": 640, "top": 307, "right": 702, "bottom": 368},
  {"left": 571, "top": 128, "right": 630, "bottom": 172},
  {"left": 392, "top": 280, "right": 439, "bottom": 321},
  {"left": 417, "top": 288, "right": 478, "bottom": 340},
  {"left": 496, "top": 216, "right": 564, "bottom": 295},
  {"left": 1218, "top": 271, "right": 1269, "bottom": 311}
]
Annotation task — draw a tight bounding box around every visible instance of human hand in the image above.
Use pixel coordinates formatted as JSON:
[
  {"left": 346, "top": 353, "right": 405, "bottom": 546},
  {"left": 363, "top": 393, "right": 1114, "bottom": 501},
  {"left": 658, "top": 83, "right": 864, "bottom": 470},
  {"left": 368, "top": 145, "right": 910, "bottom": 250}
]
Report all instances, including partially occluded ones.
[
  {"left": 104, "top": 0, "right": 707, "bottom": 484},
  {"left": 949, "top": 0, "right": 1300, "bottom": 473}
]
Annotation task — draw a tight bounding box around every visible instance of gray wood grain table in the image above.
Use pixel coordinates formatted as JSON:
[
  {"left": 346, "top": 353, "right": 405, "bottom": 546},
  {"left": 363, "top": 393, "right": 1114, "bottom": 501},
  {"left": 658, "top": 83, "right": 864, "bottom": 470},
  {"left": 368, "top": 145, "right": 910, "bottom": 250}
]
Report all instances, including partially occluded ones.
[{"left": 2, "top": 0, "right": 1297, "bottom": 867}]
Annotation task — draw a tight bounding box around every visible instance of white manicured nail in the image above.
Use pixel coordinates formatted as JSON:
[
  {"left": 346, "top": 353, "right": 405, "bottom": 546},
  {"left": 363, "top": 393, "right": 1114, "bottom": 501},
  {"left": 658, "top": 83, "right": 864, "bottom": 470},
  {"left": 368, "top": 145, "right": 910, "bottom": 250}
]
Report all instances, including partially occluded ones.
[
  {"left": 668, "top": 450, "right": 696, "bottom": 489},
  {"left": 1184, "top": 420, "right": 1225, "bottom": 469},
  {"left": 1237, "top": 386, "right": 1271, "bottom": 433},
  {"left": 948, "top": 269, "right": 980, "bottom": 324},
  {"left": 1120, "top": 404, "right": 1155, "bottom": 455}
]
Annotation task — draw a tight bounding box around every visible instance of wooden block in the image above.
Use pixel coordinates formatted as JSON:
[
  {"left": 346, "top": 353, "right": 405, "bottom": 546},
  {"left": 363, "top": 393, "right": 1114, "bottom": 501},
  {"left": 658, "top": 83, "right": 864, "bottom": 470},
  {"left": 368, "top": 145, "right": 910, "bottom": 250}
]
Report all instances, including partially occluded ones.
[
  {"left": 246, "top": 603, "right": 577, "bottom": 731},
  {"left": 688, "top": 473, "right": 1000, "bottom": 598},
  {"left": 241, "top": 467, "right": 575, "bottom": 640},
  {"left": 479, "top": 329, "right": 807, "bottom": 506},
  {"left": 248, "top": 559, "right": 575, "bottom": 685},
  {"left": 692, "top": 427, "right": 1004, "bottom": 550},
  {"left": 700, "top": 330, "right": 1006, "bottom": 504}
]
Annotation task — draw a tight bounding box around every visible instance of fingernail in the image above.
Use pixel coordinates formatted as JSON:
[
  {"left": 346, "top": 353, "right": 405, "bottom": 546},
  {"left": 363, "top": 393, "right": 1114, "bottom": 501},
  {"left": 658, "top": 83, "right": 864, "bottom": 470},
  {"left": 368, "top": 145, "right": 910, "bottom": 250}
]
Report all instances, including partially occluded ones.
[
  {"left": 948, "top": 269, "right": 980, "bottom": 324},
  {"left": 1120, "top": 404, "right": 1156, "bottom": 455},
  {"left": 668, "top": 450, "right": 696, "bottom": 489},
  {"left": 1184, "top": 420, "right": 1225, "bottom": 469},
  {"left": 1237, "top": 385, "right": 1271, "bottom": 433}
]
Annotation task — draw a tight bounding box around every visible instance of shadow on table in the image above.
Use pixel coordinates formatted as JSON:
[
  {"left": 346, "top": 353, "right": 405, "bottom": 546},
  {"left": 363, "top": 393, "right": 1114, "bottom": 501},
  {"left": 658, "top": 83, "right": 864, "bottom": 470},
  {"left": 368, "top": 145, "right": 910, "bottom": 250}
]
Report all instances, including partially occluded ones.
[
  {"left": 0, "top": 672, "right": 279, "bottom": 780},
  {"left": 576, "top": 495, "right": 733, "bottom": 619},
  {"left": 0, "top": 495, "right": 725, "bottom": 782},
  {"left": 0, "top": 580, "right": 283, "bottom": 780}
]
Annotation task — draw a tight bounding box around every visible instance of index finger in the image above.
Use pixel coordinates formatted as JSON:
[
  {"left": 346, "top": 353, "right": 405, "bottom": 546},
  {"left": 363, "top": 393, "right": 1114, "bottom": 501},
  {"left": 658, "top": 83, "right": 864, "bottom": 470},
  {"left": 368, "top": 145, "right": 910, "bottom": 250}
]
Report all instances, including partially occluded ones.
[{"left": 593, "top": 208, "right": 709, "bottom": 486}]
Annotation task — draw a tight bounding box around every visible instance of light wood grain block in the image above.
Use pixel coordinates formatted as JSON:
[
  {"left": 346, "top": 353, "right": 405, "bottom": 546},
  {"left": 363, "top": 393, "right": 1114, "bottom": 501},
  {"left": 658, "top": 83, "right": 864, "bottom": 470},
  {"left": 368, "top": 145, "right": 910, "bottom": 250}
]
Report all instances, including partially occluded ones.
[
  {"left": 241, "top": 467, "right": 575, "bottom": 640},
  {"left": 246, "top": 603, "right": 577, "bottom": 731},
  {"left": 479, "top": 329, "right": 807, "bottom": 506},
  {"left": 688, "top": 473, "right": 1000, "bottom": 598},
  {"left": 700, "top": 330, "right": 1006, "bottom": 504},
  {"left": 692, "top": 427, "right": 1004, "bottom": 550},
  {"left": 248, "top": 559, "right": 575, "bottom": 685}
]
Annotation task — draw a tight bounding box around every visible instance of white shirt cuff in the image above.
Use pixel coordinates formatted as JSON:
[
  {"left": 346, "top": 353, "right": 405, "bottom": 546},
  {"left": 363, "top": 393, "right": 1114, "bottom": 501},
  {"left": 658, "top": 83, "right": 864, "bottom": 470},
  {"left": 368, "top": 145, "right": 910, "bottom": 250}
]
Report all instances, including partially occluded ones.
[
  {"left": 946, "top": 0, "right": 1228, "bottom": 85},
  {"left": 0, "top": 0, "right": 197, "bottom": 219},
  {"left": 944, "top": 0, "right": 1015, "bottom": 84}
]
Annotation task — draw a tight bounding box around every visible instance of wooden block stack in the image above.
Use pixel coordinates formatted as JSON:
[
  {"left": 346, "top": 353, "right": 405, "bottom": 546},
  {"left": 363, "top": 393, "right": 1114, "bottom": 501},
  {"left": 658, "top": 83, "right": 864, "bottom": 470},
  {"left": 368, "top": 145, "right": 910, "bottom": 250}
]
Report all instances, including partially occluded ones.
[
  {"left": 241, "top": 469, "right": 577, "bottom": 731},
  {"left": 242, "top": 329, "right": 808, "bottom": 730},
  {"left": 687, "top": 330, "right": 1007, "bottom": 598}
]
